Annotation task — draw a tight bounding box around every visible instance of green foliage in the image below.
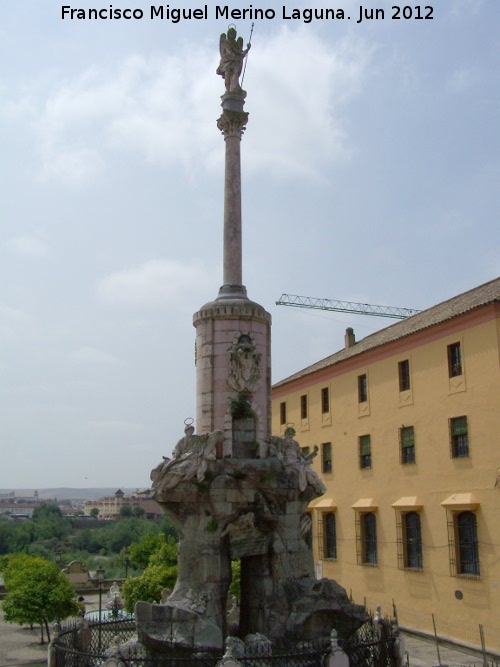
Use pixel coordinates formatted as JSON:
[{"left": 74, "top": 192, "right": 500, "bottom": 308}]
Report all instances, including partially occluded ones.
[
  {"left": 132, "top": 506, "right": 145, "bottom": 518},
  {"left": 89, "top": 508, "right": 99, "bottom": 518},
  {"left": 230, "top": 560, "right": 241, "bottom": 598},
  {"left": 129, "top": 533, "right": 166, "bottom": 570},
  {"left": 3, "top": 553, "right": 79, "bottom": 643},
  {"left": 120, "top": 505, "right": 133, "bottom": 518},
  {"left": 121, "top": 564, "right": 178, "bottom": 613},
  {"left": 148, "top": 536, "right": 178, "bottom": 567},
  {"left": 228, "top": 393, "right": 254, "bottom": 419}
]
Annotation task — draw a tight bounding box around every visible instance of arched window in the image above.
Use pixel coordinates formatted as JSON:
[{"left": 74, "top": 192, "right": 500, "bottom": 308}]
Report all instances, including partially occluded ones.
[
  {"left": 404, "top": 512, "right": 423, "bottom": 569},
  {"left": 457, "top": 511, "right": 479, "bottom": 576},
  {"left": 324, "top": 512, "right": 337, "bottom": 560},
  {"left": 362, "top": 513, "right": 377, "bottom": 565}
]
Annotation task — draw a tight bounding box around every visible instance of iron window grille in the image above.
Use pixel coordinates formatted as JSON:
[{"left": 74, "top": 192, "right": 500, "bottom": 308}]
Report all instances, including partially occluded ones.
[
  {"left": 398, "top": 359, "right": 410, "bottom": 392},
  {"left": 322, "top": 442, "right": 332, "bottom": 473},
  {"left": 446, "top": 510, "right": 480, "bottom": 578},
  {"left": 399, "top": 426, "right": 415, "bottom": 464},
  {"left": 318, "top": 512, "right": 337, "bottom": 560},
  {"left": 356, "top": 512, "right": 378, "bottom": 566},
  {"left": 359, "top": 435, "right": 372, "bottom": 469},
  {"left": 321, "top": 387, "right": 330, "bottom": 414},
  {"left": 396, "top": 511, "right": 423, "bottom": 570},
  {"left": 358, "top": 374, "right": 368, "bottom": 403},
  {"left": 447, "top": 342, "right": 463, "bottom": 377},
  {"left": 279, "top": 401, "right": 286, "bottom": 425},
  {"left": 449, "top": 416, "right": 469, "bottom": 458},
  {"left": 301, "top": 394, "right": 308, "bottom": 420}
]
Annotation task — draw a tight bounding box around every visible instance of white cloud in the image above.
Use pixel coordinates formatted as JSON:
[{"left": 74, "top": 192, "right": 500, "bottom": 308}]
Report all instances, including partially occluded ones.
[
  {"left": 7, "top": 235, "right": 49, "bottom": 258},
  {"left": 69, "top": 346, "right": 122, "bottom": 366},
  {"left": 245, "top": 29, "right": 372, "bottom": 178},
  {"left": 32, "top": 29, "right": 371, "bottom": 185},
  {"left": 97, "top": 258, "right": 209, "bottom": 306}
]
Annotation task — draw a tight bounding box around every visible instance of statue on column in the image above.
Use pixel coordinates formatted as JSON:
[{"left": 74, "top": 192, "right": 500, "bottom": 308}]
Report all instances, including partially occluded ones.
[{"left": 216, "top": 28, "right": 251, "bottom": 93}]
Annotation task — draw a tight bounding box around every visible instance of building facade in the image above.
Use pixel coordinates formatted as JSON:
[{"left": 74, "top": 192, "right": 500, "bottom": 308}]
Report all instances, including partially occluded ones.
[
  {"left": 271, "top": 277, "right": 500, "bottom": 651},
  {"left": 84, "top": 489, "right": 163, "bottom": 520}
]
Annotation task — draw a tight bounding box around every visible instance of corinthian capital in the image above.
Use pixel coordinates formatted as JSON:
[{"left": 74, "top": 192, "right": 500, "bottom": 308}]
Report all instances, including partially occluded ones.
[{"left": 217, "top": 109, "right": 249, "bottom": 139}]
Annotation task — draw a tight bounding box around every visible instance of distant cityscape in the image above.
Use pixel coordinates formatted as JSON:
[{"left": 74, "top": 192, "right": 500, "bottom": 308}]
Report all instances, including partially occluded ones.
[{"left": 0, "top": 487, "right": 163, "bottom": 521}]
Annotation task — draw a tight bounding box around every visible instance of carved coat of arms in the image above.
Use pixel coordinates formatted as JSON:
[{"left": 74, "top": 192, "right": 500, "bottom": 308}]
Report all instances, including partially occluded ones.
[{"left": 227, "top": 334, "right": 261, "bottom": 393}]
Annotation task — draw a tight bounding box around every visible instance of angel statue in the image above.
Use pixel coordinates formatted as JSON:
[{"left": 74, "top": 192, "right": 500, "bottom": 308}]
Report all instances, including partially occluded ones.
[{"left": 216, "top": 28, "right": 251, "bottom": 93}]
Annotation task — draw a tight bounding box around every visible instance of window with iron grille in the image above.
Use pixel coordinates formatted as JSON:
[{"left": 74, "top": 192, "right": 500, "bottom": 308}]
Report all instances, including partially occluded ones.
[
  {"left": 449, "top": 416, "right": 469, "bottom": 458},
  {"left": 301, "top": 394, "right": 308, "bottom": 420},
  {"left": 446, "top": 510, "right": 480, "bottom": 578},
  {"left": 322, "top": 442, "right": 332, "bottom": 473},
  {"left": 399, "top": 426, "right": 415, "bottom": 464},
  {"left": 404, "top": 512, "right": 423, "bottom": 569},
  {"left": 356, "top": 512, "right": 377, "bottom": 565},
  {"left": 398, "top": 359, "right": 410, "bottom": 392},
  {"left": 325, "top": 513, "right": 337, "bottom": 559},
  {"left": 280, "top": 401, "right": 286, "bottom": 425},
  {"left": 321, "top": 387, "right": 330, "bottom": 414},
  {"left": 359, "top": 435, "right": 371, "bottom": 469},
  {"left": 358, "top": 374, "right": 368, "bottom": 403},
  {"left": 447, "top": 342, "right": 462, "bottom": 377}
]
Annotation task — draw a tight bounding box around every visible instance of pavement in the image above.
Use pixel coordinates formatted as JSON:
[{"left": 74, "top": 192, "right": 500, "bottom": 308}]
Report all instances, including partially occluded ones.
[{"left": 0, "top": 594, "right": 491, "bottom": 667}]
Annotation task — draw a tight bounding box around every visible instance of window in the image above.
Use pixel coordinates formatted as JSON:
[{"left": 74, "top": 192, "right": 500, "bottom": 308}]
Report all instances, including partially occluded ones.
[
  {"left": 400, "top": 426, "right": 415, "bottom": 464},
  {"left": 356, "top": 512, "right": 377, "bottom": 565},
  {"left": 398, "top": 360, "right": 410, "bottom": 392},
  {"left": 358, "top": 374, "right": 368, "bottom": 403},
  {"left": 403, "top": 512, "right": 423, "bottom": 569},
  {"left": 359, "top": 435, "right": 371, "bottom": 469},
  {"left": 323, "top": 512, "right": 337, "bottom": 559},
  {"left": 448, "top": 342, "right": 462, "bottom": 377},
  {"left": 321, "top": 387, "right": 330, "bottom": 414},
  {"left": 450, "top": 416, "right": 469, "bottom": 458},
  {"left": 300, "top": 394, "right": 308, "bottom": 420},
  {"left": 447, "top": 511, "right": 480, "bottom": 577},
  {"left": 457, "top": 512, "right": 480, "bottom": 576},
  {"left": 280, "top": 402, "right": 286, "bottom": 425},
  {"left": 322, "top": 442, "right": 332, "bottom": 473}
]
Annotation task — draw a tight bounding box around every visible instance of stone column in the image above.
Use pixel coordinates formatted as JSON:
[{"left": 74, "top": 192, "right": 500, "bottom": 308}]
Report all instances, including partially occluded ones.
[{"left": 217, "top": 94, "right": 248, "bottom": 295}]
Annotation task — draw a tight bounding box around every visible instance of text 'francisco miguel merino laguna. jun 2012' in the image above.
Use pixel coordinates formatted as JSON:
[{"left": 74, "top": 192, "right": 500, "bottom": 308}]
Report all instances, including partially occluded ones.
[{"left": 61, "top": 4, "right": 435, "bottom": 24}]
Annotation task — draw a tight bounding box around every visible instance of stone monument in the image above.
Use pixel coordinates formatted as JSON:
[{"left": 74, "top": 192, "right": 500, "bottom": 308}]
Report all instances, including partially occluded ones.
[{"left": 135, "top": 28, "right": 367, "bottom": 656}]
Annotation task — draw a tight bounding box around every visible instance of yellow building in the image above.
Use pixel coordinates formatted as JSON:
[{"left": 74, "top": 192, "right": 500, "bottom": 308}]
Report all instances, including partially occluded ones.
[{"left": 271, "top": 277, "right": 500, "bottom": 652}]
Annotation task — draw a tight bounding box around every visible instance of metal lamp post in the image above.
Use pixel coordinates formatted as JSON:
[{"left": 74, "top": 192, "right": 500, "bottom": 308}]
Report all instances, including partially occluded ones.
[
  {"left": 55, "top": 546, "right": 62, "bottom": 568},
  {"left": 96, "top": 567, "right": 105, "bottom": 652}
]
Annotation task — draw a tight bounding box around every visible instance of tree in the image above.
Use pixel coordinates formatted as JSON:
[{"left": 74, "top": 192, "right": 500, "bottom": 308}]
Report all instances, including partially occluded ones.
[
  {"left": 132, "top": 506, "right": 145, "bottom": 518},
  {"left": 89, "top": 508, "right": 99, "bottom": 519},
  {"left": 2, "top": 553, "right": 79, "bottom": 643},
  {"left": 129, "top": 533, "right": 166, "bottom": 571},
  {"left": 121, "top": 564, "right": 178, "bottom": 612},
  {"left": 119, "top": 505, "right": 133, "bottom": 518}
]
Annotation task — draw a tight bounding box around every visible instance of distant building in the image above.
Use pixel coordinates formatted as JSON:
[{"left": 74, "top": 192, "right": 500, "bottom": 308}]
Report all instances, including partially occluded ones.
[
  {"left": 83, "top": 489, "right": 163, "bottom": 520},
  {"left": 272, "top": 277, "right": 500, "bottom": 651}
]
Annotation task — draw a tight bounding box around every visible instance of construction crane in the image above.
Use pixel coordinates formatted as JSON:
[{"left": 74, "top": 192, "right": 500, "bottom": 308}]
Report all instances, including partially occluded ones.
[{"left": 276, "top": 294, "right": 420, "bottom": 320}]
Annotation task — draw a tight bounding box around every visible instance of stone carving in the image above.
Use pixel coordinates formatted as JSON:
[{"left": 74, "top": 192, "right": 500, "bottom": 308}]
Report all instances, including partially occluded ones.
[
  {"left": 228, "top": 334, "right": 261, "bottom": 393},
  {"left": 151, "top": 425, "right": 223, "bottom": 492},
  {"left": 269, "top": 427, "right": 326, "bottom": 494},
  {"left": 139, "top": 445, "right": 367, "bottom": 652},
  {"left": 217, "top": 28, "right": 251, "bottom": 93}
]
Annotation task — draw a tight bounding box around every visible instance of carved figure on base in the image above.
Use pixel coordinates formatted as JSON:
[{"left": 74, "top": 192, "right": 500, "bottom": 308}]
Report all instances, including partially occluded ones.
[{"left": 151, "top": 425, "right": 223, "bottom": 492}]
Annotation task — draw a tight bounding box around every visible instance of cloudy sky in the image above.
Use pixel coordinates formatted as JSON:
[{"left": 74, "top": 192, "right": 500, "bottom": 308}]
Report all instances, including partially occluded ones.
[{"left": 0, "top": 0, "right": 498, "bottom": 489}]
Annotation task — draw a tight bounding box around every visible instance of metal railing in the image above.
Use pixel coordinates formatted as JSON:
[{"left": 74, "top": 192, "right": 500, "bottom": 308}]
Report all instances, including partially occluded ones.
[{"left": 51, "top": 616, "right": 400, "bottom": 667}]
